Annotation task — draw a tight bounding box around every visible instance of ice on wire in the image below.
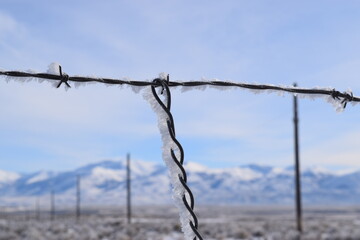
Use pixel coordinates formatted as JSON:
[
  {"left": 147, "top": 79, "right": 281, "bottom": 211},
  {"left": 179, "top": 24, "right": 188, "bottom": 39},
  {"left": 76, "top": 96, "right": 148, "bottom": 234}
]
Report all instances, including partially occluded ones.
[
  {"left": 143, "top": 79, "right": 196, "bottom": 240},
  {"left": 1, "top": 63, "right": 358, "bottom": 111}
]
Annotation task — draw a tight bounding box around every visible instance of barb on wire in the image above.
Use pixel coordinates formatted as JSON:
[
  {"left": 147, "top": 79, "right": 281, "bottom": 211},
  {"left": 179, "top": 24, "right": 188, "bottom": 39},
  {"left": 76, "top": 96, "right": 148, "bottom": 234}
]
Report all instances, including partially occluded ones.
[
  {"left": 1, "top": 68, "right": 359, "bottom": 110},
  {"left": 150, "top": 77, "right": 203, "bottom": 240},
  {"left": 56, "top": 65, "right": 71, "bottom": 88}
]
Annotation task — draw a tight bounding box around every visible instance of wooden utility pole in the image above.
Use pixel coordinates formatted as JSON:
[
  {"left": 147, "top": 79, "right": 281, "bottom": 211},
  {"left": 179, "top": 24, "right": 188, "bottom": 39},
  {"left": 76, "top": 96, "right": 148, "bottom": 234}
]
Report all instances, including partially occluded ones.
[
  {"left": 126, "top": 153, "right": 131, "bottom": 224},
  {"left": 76, "top": 175, "right": 81, "bottom": 221},
  {"left": 293, "top": 83, "right": 303, "bottom": 233}
]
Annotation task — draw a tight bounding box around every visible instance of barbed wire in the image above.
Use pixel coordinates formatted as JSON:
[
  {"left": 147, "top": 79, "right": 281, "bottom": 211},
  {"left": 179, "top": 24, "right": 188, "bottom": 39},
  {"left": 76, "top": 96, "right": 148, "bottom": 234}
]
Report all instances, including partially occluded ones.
[
  {"left": 1, "top": 68, "right": 359, "bottom": 110},
  {"left": 1, "top": 65, "right": 360, "bottom": 239}
]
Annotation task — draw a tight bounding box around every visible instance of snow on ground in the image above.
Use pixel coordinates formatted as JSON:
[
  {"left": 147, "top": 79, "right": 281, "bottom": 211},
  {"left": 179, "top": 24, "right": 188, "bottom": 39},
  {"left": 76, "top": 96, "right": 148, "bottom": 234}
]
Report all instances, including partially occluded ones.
[{"left": 1, "top": 205, "right": 360, "bottom": 240}]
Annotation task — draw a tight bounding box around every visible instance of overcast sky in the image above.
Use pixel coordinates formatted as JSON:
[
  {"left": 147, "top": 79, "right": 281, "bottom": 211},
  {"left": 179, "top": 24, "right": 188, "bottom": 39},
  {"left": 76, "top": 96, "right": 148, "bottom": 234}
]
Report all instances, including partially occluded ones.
[{"left": 1, "top": 0, "right": 360, "bottom": 173}]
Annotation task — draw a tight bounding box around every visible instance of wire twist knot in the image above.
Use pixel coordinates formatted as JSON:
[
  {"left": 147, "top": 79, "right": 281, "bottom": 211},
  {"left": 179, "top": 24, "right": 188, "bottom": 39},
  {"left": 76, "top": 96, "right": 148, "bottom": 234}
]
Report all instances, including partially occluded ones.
[
  {"left": 56, "top": 65, "right": 71, "bottom": 88},
  {"left": 341, "top": 91, "right": 354, "bottom": 109},
  {"left": 150, "top": 77, "right": 203, "bottom": 240},
  {"left": 331, "top": 89, "right": 341, "bottom": 100}
]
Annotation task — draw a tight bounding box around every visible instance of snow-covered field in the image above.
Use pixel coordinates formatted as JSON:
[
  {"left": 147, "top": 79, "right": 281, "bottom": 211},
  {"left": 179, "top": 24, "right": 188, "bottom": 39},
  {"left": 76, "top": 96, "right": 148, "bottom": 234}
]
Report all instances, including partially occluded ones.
[{"left": 1, "top": 205, "right": 360, "bottom": 240}]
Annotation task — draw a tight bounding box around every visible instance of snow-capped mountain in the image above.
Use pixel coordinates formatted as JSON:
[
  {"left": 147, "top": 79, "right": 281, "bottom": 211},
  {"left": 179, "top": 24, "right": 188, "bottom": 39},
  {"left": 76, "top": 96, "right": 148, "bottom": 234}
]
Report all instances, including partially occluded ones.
[
  {"left": 1, "top": 160, "right": 360, "bottom": 206},
  {"left": 0, "top": 169, "right": 20, "bottom": 188}
]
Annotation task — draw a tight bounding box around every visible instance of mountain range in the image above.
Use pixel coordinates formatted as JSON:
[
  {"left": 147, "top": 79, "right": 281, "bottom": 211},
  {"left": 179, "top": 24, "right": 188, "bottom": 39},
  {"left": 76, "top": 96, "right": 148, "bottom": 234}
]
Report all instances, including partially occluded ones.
[{"left": 1, "top": 160, "right": 360, "bottom": 206}]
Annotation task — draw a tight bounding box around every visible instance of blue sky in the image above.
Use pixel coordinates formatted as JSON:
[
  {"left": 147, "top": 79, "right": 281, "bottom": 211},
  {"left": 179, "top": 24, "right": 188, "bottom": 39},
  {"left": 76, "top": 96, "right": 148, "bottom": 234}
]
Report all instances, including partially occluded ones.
[{"left": 0, "top": 0, "right": 360, "bottom": 172}]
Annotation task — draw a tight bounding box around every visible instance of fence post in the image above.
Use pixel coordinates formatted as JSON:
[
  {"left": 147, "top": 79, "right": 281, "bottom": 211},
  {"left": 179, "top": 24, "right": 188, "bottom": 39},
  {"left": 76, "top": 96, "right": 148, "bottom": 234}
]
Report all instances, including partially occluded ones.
[
  {"left": 293, "top": 83, "right": 303, "bottom": 233},
  {"left": 126, "top": 153, "right": 131, "bottom": 224},
  {"left": 76, "top": 175, "right": 81, "bottom": 221},
  {"left": 50, "top": 189, "right": 55, "bottom": 221},
  {"left": 36, "top": 198, "right": 40, "bottom": 220}
]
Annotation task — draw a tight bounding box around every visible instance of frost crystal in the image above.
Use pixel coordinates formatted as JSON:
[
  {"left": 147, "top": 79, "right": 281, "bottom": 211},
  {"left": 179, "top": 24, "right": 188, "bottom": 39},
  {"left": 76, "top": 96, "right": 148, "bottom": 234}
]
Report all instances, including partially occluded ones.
[
  {"left": 143, "top": 79, "right": 195, "bottom": 240},
  {"left": 0, "top": 64, "right": 358, "bottom": 111}
]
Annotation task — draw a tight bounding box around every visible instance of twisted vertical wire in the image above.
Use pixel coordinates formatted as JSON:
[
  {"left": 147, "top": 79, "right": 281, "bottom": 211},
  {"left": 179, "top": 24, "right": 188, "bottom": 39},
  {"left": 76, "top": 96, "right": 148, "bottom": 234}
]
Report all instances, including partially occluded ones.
[{"left": 151, "top": 78, "right": 203, "bottom": 240}]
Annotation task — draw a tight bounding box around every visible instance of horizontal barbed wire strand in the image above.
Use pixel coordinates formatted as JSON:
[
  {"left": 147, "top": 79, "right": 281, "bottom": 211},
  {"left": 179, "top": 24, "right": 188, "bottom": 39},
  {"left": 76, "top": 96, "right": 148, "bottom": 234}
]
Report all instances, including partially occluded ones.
[{"left": 1, "top": 70, "right": 359, "bottom": 105}]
